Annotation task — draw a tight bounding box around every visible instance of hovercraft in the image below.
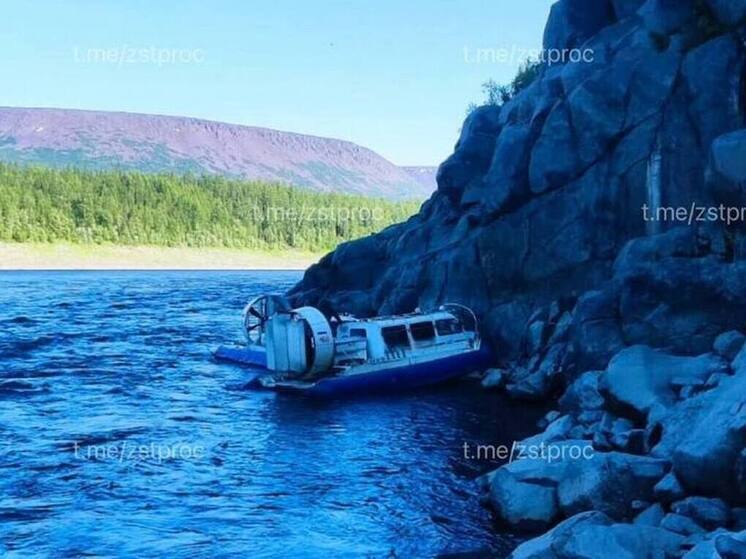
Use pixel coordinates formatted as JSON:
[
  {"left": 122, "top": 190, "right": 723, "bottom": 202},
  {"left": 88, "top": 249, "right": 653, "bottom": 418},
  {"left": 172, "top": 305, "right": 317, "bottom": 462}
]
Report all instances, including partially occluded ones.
[{"left": 215, "top": 295, "right": 491, "bottom": 397}]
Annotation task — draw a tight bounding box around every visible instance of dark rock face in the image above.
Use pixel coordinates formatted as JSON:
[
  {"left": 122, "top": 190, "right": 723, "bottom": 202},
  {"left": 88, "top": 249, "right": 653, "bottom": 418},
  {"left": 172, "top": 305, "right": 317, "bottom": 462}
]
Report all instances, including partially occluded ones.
[
  {"left": 706, "top": 0, "right": 746, "bottom": 26},
  {"left": 543, "top": 0, "right": 616, "bottom": 51},
  {"left": 639, "top": 0, "right": 697, "bottom": 35},
  {"left": 437, "top": 105, "right": 501, "bottom": 201},
  {"left": 705, "top": 134, "right": 746, "bottom": 225},
  {"left": 289, "top": 0, "right": 746, "bottom": 366},
  {"left": 613, "top": 0, "right": 647, "bottom": 20}
]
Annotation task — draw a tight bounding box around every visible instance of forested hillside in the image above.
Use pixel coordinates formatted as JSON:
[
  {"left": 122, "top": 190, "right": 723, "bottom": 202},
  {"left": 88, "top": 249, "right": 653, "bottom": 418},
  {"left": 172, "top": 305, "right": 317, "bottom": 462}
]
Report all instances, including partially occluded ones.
[{"left": 0, "top": 164, "right": 419, "bottom": 252}]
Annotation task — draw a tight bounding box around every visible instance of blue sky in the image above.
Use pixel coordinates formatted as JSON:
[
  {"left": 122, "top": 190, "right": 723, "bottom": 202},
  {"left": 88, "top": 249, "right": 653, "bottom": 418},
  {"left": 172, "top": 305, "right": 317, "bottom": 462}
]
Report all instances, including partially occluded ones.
[{"left": 0, "top": 0, "right": 553, "bottom": 165}]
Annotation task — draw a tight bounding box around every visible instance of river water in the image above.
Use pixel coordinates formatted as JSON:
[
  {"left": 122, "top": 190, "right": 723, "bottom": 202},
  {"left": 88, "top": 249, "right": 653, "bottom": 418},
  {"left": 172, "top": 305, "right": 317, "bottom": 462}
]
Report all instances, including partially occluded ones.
[{"left": 0, "top": 271, "right": 542, "bottom": 558}]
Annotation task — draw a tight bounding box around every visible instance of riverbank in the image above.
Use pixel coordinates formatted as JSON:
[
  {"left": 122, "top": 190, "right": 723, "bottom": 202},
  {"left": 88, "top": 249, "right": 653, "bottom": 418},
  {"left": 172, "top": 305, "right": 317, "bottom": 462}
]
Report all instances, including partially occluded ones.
[{"left": 0, "top": 242, "right": 319, "bottom": 270}]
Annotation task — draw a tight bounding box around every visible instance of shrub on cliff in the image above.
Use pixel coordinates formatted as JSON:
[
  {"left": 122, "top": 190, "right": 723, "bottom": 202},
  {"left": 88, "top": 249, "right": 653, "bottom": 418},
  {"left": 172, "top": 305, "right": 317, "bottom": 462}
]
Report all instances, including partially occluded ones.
[{"left": 469, "top": 58, "right": 543, "bottom": 112}]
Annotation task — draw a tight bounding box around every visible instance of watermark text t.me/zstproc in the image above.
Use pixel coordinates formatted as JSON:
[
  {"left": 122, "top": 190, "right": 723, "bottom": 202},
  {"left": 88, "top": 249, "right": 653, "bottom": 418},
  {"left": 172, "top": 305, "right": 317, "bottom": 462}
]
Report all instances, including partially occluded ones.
[
  {"left": 463, "top": 45, "right": 595, "bottom": 65},
  {"left": 642, "top": 203, "right": 746, "bottom": 226},
  {"left": 462, "top": 441, "right": 594, "bottom": 464},
  {"left": 73, "top": 45, "right": 206, "bottom": 67},
  {"left": 251, "top": 205, "right": 385, "bottom": 223},
  {"left": 72, "top": 441, "right": 205, "bottom": 464}
]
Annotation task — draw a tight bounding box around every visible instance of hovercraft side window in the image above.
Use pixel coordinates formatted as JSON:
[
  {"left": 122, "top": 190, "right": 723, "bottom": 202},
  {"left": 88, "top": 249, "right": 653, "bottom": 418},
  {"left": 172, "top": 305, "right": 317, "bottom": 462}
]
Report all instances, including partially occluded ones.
[
  {"left": 410, "top": 321, "right": 435, "bottom": 341},
  {"left": 435, "top": 318, "right": 462, "bottom": 336},
  {"left": 382, "top": 325, "right": 410, "bottom": 349}
]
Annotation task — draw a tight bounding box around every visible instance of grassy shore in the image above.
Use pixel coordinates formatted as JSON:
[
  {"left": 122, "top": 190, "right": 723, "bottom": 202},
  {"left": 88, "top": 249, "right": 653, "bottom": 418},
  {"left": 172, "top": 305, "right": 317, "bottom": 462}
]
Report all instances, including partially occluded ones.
[{"left": 0, "top": 243, "right": 320, "bottom": 270}]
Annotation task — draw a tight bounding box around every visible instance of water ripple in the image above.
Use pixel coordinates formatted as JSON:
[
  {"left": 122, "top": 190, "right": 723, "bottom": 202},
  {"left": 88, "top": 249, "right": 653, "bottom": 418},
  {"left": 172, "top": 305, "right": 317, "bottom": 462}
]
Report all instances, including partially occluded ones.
[{"left": 0, "top": 270, "right": 543, "bottom": 558}]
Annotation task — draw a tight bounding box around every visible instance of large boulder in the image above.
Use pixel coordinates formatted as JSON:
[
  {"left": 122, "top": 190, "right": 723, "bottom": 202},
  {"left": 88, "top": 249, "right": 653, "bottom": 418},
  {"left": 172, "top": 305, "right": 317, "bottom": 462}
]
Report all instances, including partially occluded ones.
[
  {"left": 481, "top": 368, "right": 507, "bottom": 389},
  {"left": 684, "top": 530, "right": 746, "bottom": 559},
  {"left": 653, "top": 368, "right": 746, "bottom": 500},
  {"left": 599, "top": 345, "right": 727, "bottom": 420},
  {"left": 510, "top": 511, "right": 685, "bottom": 559},
  {"left": 713, "top": 330, "right": 746, "bottom": 362},
  {"left": 634, "top": 503, "right": 665, "bottom": 527},
  {"left": 489, "top": 464, "right": 562, "bottom": 530},
  {"left": 672, "top": 497, "right": 730, "bottom": 530},
  {"left": 654, "top": 472, "right": 686, "bottom": 503},
  {"left": 559, "top": 371, "right": 605, "bottom": 414},
  {"left": 716, "top": 533, "right": 746, "bottom": 559},
  {"left": 660, "top": 513, "right": 708, "bottom": 536},
  {"left": 555, "top": 451, "right": 668, "bottom": 518},
  {"left": 487, "top": 442, "right": 668, "bottom": 529},
  {"left": 506, "top": 343, "right": 571, "bottom": 401}
]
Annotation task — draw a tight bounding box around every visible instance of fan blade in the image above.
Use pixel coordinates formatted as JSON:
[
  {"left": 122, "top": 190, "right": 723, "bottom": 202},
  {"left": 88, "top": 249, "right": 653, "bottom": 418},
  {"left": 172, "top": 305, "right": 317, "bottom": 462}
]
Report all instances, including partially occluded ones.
[{"left": 249, "top": 307, "right": 263, "bottom": 319}]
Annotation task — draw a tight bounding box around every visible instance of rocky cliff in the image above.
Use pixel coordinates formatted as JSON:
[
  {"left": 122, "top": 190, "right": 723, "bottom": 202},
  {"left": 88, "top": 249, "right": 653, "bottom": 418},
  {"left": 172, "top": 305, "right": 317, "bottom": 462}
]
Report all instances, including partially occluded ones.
[
  {"left": 290, "top": 0, "right": 746, "bottom": 556},
  {"left": 290, "top": 0, "right": 746, "bottom": 361}
]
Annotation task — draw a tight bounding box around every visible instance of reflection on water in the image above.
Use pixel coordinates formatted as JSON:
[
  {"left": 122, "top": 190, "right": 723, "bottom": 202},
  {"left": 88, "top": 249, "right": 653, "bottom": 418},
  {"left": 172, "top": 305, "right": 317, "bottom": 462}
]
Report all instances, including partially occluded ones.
[{"left": 0, "top": 271, "right": 543, "bottom": 558}]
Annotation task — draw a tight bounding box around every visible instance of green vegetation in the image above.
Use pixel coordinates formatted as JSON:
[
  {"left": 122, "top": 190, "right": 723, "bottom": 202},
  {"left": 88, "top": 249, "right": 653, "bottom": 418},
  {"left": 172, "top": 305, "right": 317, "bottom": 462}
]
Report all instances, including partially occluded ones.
[
  {"left": 510, "top": 58, "right": 543, "bottom": 95},
  {"left": 0, "top": 163, "right": 420, "bottom": 252},
  {"left": 469, "top": 58, "right": 544, "bottom": 113}
]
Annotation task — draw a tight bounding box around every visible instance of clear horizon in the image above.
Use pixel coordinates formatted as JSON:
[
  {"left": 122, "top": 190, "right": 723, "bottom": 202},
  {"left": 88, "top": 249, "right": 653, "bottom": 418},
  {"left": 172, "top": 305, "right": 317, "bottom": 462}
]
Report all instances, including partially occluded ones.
[{"left": 0, "top": 0, "right": 553, "bottom": 166}]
